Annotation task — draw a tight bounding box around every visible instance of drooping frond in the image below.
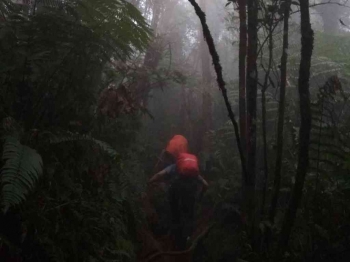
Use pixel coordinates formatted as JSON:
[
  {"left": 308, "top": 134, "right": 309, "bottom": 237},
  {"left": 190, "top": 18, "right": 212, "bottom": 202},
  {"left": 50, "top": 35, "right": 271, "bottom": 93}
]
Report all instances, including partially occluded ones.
[
  {"left": 0, "top": 136, "right": 43, "bottom": 213},
  {"left": 73, "top": 0, "right": 151, "bottom": 58},
  {"left": 0, "top": 0, "right": 18, "bottom": 19},
  {"left": 4, "top": 0, "right": 151, "bottom": 61},
  {"left": 48, "top": 132, "right": 117, "bottom": 158},
  {"left": 309, "top": 76, "right": 349, "bottom": 177}
]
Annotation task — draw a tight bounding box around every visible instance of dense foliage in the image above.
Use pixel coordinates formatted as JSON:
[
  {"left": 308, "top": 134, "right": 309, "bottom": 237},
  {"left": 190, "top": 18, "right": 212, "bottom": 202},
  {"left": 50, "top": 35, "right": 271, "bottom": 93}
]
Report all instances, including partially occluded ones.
[{"left": 0, "top": 0, "right": 151, "bottom": 261}]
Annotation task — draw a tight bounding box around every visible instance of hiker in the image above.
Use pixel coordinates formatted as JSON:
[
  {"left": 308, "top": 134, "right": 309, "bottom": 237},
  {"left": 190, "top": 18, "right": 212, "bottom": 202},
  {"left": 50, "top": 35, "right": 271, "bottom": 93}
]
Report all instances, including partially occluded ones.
[
  {"left": 157, "top": 135, "right": 188, "bottom": 170},
  {"left": 148, "top": 152, "right": 209, "bottom": 251}
]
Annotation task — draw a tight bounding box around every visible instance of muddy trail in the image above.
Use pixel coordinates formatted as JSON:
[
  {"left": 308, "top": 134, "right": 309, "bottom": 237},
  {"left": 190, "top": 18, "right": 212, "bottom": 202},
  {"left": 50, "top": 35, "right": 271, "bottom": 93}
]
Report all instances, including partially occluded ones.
[{"left": 137, "top": 185, "right": 215, "bottom": 262}]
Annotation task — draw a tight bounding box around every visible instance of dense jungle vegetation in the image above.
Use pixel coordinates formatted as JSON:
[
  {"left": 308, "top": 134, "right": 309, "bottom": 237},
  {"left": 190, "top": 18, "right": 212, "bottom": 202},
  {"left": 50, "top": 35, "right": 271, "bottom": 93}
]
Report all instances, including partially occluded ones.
[{"left": 0, "top": 0, "right": 350, "bottom": 261}]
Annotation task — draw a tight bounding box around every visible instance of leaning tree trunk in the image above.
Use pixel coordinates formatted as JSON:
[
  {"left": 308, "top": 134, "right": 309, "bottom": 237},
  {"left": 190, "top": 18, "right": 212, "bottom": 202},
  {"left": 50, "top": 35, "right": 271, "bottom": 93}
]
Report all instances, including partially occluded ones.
[
  {"left": 269, "top": 0, "right": 291, "bottom": 224},
  {"left": 187, "top": 0, "right": 247, "bottom": 180},
  {"left": 238, "top": 0, "right": 247, "bottom": 176},
  {"left": 277, "top": 0, "right": 314, "bottom": 257}
]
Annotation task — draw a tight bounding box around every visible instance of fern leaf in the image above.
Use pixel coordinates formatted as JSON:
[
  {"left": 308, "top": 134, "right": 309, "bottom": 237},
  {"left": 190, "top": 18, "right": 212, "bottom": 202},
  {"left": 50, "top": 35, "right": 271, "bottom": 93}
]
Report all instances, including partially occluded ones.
[
  {"left": 0, "top": 136, "right": 43, "bottom": 213},
  {"left": 49, "top": 132, "right": 117, "bottom": 158},
  {"left": 309, "top": 76, "right": 349, "bottom": 179}
]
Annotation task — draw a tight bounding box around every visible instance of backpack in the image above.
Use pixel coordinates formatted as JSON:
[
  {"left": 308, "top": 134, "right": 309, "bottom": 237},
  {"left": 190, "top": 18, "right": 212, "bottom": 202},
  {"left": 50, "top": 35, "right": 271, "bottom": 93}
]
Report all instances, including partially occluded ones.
[
  {"left": 176, "top": 153, "right": 199, "bottom": 178},
  {"left": 165, "top": 135, "right": 188, "bottom": 158}
]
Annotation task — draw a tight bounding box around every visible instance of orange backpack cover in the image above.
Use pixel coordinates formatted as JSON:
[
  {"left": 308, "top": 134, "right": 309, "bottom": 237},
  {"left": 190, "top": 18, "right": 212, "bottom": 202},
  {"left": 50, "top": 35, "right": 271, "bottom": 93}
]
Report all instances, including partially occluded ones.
[
  {"left": 165, "top": 135, "right": 188, "bottom": 158},
  {"left": 176, "top": 153, "right": 199, "bottom": 178}
]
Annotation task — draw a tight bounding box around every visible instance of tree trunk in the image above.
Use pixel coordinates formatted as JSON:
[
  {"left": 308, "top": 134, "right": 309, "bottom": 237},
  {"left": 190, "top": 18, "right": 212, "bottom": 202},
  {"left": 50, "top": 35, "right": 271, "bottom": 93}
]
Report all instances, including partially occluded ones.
[
  {"left": 245, "top": 0, "right": 258, "bottom": 226},
  {"left": 277, "top": 0, "right": 314, "bottom": 257},
  {"left": 150, "top": 0, "right": 162, "bottom": 32},
  {"left": 238, "top": 0, "right": 247, "bottom": 176},
  {"left": 261, "top": 90, "right": 268, "bottom": 215},
  {"left": 259, "top": 11, "right": 275, "bottom": 252},
  {"left": 260, "top": 4, "right": 275, "bottom": 220},
  {"left": 269, "top": 0, "right": 291, "bottom": 224},
  {"left": 134, "top": 0, "right": 163, "bottom": 105},
  {"left": 135, "top": 37, "right": 163, "bottom": 105}
]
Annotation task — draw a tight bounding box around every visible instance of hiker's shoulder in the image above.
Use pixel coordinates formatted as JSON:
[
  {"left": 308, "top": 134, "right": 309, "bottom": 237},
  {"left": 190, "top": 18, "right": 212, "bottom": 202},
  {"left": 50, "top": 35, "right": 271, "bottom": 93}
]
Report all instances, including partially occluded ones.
[{"left": 164, "top": 164, "right": 177, "bottom": 174}]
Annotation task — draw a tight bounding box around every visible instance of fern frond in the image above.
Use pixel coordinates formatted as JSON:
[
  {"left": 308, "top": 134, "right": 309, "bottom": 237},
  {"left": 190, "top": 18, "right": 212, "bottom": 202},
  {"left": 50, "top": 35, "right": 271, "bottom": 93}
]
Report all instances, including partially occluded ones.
[
  {"left": 309, "top": 76, "right": 349, "bottom": 180},
  {"left": 75, "top": 0, "right": 151, "bottom": 57},
  {"left": 0, "top": 136, "right": 43, "bottom": 213},
  {"left": 0, "top": 0, "right": 17, "bottom": 19},
  {"left": 49, "top": 132, "right": 117, "bottom": 158}
]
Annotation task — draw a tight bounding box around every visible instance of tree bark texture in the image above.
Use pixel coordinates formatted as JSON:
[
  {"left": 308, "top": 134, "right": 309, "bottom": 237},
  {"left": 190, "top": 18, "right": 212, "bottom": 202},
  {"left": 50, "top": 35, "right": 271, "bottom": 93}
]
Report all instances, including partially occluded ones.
[
  {"left": 238, "top": 0, "right": 247, "bottom": 169},
  {"left": 245, "top": 0, "right": 258, "bottom": 223},
  {"left": 269, "top": 0, "right": 291, "bottom": 224},
  {"left": 277, "top": 0, "right": 314, "bottom": 257},
  {"left": 187, "top": 0, "right": 247, "bottom": 181},
  {"left": 261, "top": 7, "right": 274, "bottom": 219}
]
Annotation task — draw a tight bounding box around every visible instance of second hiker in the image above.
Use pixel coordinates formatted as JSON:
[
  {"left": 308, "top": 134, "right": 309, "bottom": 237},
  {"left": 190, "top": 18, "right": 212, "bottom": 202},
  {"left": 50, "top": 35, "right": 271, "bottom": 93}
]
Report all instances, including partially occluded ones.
[{"left": 149, "top": 149, "right": 209, "bottom": 251}]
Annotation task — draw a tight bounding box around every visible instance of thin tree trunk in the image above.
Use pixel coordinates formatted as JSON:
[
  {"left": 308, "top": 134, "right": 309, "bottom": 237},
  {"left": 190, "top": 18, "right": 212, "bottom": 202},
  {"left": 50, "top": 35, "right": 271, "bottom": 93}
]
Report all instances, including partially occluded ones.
[
  {"left": 260, "top": 10, "right": 274, "bottom": 219},
  {"left": 269, "top": 0, "right": 291, "bottom": 224},
  {"left": 259, "top": 15, "right": 274, "bottom": 253},
  {"left": 277, "top": 0, "right": 314, "bottom": 258},
  {"left": 246, "top": 0, "right": 258, "bottom": 227},
  {"left": 187, "top": 0, "right": 247, "bottom": 181},
  {"left": 261, "top": 91, "right": 268, "bottom": 211},
  {"left": 238, "top": 0, "right": 247, "bottom": 176}
]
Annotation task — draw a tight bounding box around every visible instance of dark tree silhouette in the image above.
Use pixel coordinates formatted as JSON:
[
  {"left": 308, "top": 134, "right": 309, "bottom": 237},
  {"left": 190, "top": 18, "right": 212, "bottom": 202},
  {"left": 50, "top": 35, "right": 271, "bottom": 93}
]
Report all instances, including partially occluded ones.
[
  {"left": 277, "top": 0, "right": 314, "bottom": 257},
  {"left": 269, "top": 0, "right": 292, "bottom": 224},
  {"left": 238, "top": 0, "right": 247, "bottom": 170}
]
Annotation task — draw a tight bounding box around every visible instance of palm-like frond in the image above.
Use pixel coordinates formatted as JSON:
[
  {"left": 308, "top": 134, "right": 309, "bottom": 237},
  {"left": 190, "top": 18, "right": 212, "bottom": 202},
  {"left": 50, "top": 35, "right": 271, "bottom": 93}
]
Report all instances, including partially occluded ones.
[{"left": 0, "top": 136, "right": 43, "bottom": 212}]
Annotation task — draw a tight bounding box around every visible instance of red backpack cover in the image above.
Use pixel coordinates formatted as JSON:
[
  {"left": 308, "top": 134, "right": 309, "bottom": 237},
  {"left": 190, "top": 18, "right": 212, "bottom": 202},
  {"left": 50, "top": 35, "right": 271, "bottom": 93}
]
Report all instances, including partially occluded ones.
[
  {"left": 176, "top": 153, "right": 199, "bottom": 178},
  {"left": 165, "top": 135, "right": 188, "bottom": 158}
]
